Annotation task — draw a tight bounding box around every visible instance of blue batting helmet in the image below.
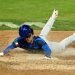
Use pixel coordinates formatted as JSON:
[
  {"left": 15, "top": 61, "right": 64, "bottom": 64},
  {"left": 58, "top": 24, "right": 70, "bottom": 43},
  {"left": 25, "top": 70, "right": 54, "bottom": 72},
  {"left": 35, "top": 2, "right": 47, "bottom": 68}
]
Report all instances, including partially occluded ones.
[{"left": 19, "top": 24, "right": 34, "bottom": 38}]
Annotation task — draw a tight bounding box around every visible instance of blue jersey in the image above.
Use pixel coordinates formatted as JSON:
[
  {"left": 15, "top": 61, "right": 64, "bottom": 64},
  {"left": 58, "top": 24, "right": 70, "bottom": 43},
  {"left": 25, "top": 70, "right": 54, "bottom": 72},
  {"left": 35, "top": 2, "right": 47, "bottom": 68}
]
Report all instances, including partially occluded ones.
[
  {"left": 13, "top": 36, "right": 43, "bottom": 49},
  {"left": 3, "top": 36, "right": 51, "bottom": 57}
]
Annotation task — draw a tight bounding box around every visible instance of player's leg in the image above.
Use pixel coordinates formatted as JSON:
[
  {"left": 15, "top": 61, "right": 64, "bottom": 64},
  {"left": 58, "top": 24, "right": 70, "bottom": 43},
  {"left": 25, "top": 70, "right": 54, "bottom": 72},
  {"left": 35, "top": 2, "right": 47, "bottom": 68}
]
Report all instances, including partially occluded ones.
[
  {"left": 59, "top": 33, "right": 75, "bottom": 49},
  {"left": 39, "top": 9, "right": 58, "bottom": 38},
  {"left": 47, "top": 33, "right": 75, "bottom": 53}
]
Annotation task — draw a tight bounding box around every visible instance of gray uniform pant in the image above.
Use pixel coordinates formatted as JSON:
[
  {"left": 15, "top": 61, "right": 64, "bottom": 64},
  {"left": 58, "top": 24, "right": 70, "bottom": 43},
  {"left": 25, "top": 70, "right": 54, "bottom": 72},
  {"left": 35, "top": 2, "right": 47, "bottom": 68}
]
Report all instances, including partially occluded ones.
[{"left": 39, "top": 13, "right": 75, "bottom": 53}]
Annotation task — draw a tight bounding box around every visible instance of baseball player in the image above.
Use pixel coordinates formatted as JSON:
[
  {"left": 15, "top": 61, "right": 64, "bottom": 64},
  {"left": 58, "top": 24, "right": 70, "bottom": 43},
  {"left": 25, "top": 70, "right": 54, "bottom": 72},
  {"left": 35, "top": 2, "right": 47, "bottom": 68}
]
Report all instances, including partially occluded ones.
[{"left": 0, "top": 10, "right": 75, "bottom": 59}]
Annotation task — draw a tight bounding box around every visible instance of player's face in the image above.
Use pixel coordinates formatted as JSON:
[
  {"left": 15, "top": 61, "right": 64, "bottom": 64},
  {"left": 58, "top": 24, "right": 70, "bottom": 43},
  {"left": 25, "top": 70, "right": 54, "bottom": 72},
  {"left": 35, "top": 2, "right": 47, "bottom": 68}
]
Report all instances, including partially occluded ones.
[{"left": 25, "top": 34, "right": 34, "bottom": 43}]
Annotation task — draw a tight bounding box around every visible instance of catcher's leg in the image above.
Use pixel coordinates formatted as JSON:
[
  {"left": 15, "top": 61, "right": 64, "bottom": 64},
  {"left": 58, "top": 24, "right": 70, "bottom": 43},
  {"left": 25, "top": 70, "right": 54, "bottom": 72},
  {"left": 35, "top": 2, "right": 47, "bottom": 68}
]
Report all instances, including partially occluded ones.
[
  {"left": 59, "top": 33, "right": 75, "bottom": 49},
  {"left": 39, "top": 9, "right": 58, "bottom": 38}
]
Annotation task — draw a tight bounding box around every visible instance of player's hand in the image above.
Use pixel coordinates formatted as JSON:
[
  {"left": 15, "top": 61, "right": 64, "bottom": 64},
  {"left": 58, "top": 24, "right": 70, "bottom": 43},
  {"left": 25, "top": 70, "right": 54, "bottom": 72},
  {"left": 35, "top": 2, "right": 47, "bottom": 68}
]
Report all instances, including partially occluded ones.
[
  {"left": 43, "top": 56, "right": 59, "bottom": 60},
  {"left": 0, "top": 52, "right": 4, "bottom": 56}
]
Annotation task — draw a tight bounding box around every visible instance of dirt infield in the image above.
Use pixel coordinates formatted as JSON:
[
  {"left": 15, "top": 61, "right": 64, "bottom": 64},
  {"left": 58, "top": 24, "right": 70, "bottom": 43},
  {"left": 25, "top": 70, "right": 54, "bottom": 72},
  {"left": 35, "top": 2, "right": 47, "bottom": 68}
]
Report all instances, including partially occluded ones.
[{"left": 0, "top": 30, "right": 75, "bottom": 75}]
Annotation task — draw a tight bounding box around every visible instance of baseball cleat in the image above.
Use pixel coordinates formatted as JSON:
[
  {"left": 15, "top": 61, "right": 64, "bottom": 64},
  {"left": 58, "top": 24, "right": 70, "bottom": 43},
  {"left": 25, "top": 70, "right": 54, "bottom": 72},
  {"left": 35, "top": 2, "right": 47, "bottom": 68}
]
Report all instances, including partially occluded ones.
[
  {"left": 72, "top": 33, "right": 75, "bottom": 41},
  {"left": 73, "top": 33, "right": 75, "bottom": 36},
  {"left": 52, "top": 9, "right": 58, "bottom": 18}
]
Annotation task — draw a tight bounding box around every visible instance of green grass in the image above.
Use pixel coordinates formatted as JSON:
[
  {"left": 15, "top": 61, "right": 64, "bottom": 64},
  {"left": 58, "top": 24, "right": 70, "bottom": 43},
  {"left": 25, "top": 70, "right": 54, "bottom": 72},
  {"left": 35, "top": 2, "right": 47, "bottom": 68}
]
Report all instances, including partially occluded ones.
[
  {"left": 52, "top": 20, "right": 75, "bottom": 31},
  {"left": 0, "top": 0, "right": 75, "bottom": 30},
  {"left": 0, "top": 25, "right": 17, "bottom": 30}
]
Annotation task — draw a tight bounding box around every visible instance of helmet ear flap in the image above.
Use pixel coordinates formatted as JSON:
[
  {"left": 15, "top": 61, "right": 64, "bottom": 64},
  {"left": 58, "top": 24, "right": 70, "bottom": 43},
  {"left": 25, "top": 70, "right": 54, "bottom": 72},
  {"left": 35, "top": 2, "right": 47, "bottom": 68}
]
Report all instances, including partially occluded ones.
[
  {"left": 30, "top": 28, "right": 34, "bottom": 35},
  {"left": 19, "top": 26, "right": 22, "bottom": 36}
]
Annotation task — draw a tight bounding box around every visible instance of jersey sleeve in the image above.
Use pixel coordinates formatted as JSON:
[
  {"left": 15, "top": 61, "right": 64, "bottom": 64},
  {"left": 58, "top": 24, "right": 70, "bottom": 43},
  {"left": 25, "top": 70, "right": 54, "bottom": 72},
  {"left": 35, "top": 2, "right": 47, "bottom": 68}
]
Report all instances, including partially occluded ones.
[
  {"left": 37, "top": 38, "right": 51, "bottom": 58},
  {"left": 12, "top": 37, "right": 20, "bottom": 48}
]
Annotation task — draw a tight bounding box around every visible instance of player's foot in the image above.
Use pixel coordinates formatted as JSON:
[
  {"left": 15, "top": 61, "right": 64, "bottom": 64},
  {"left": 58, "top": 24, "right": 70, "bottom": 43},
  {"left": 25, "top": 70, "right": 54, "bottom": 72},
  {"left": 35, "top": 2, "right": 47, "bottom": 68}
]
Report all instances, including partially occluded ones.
[
  {"left": 0, "top": 52, "right": 4, "bottom": 56},
  {"left": 52, "top": 9, "right": 58, "bottom": 18},
  {"left": 72, "top": 33, "right": 75, "bottom": 41},
  {"left": 73, "top": 33, "right": 75, "bottom": 36}
]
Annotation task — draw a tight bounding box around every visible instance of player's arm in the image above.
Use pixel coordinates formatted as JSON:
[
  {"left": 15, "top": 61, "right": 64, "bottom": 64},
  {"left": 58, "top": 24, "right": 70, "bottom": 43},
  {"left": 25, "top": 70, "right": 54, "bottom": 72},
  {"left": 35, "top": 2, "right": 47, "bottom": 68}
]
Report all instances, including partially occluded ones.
[
  {"left": 42, "top": 43, "right": 51, "bottom": 58},
  {"left": 0, "top": 37, "right": 19, "bottom": 56},
  {"left": 37, "top": 38, "right": 52, "bottom": 58}
]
